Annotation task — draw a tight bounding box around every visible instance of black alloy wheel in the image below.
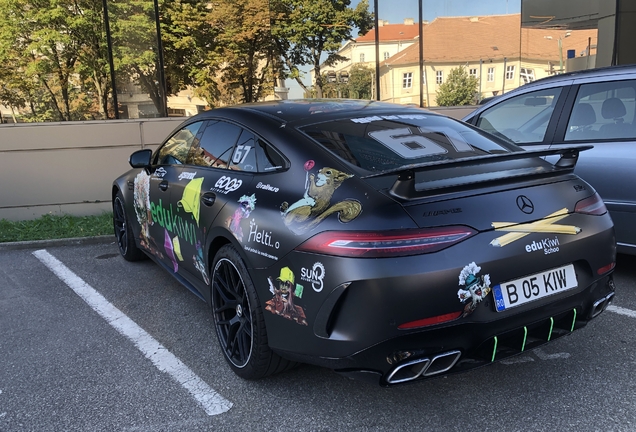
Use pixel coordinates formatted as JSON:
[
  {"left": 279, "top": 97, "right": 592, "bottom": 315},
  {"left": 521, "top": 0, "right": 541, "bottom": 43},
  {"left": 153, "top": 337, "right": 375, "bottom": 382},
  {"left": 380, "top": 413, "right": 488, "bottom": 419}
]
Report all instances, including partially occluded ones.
[
  {"left": 212, "top": 256, "right": 254, "bottom": 369},
  {"left": 211, "top": 245, "right": 297, "bottom": 379},
  {"left": 113, "top": 191, "right": 145, "bottom": 261}
]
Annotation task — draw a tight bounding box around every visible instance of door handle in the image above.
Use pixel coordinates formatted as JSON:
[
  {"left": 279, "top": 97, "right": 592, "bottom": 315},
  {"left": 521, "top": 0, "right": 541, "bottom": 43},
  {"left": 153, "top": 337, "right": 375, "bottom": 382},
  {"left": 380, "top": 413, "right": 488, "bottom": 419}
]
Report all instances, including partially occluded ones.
[
  {"left": 202, "top": 191, "right": 216, "bottom": 207},
  {"left": 159, "top": 180, "right": 169, "bottom": 191}
]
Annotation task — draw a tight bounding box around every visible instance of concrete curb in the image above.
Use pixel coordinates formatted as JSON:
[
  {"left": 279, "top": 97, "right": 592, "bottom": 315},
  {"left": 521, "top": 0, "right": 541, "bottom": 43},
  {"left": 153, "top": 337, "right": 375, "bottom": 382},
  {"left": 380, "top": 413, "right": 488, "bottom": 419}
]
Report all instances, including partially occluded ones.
[{"left": 0, "top": 235, "right": 115, "bottom": 251}]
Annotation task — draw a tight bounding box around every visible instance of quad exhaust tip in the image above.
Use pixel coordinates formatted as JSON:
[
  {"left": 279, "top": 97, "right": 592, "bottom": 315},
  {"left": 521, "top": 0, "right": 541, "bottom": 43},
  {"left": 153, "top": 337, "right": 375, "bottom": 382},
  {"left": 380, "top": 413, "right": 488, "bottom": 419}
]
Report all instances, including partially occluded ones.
[
  {"left": 590, "top": 292, "right": 615, "bottom": 319},
  {"left": 386, "top": 350, "right": 461, "bottom": 384}
]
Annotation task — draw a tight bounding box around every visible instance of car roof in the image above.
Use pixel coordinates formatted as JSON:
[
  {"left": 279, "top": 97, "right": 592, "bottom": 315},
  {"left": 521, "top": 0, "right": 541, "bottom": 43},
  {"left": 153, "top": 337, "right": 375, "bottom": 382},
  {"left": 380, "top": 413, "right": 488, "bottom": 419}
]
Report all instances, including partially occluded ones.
[
  {"left": 198, "top": 99, "right": 436, "bottom": 126},
  {"left": 515, "top": 64, "right": 636, "bottom": 89}
]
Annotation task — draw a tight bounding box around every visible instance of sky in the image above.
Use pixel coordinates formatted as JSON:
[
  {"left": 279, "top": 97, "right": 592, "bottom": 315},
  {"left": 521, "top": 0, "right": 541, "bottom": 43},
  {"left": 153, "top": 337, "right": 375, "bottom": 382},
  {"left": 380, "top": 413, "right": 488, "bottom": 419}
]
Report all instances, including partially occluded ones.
[{"left": 286, "top": 0, "right": 522, "bottom": 98}]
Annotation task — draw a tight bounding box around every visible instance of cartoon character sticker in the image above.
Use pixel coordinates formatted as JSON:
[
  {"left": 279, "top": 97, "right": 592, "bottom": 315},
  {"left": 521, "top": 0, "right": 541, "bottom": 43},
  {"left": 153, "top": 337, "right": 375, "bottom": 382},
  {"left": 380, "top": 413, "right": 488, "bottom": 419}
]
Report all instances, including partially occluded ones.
[
  {"left": 457, "top": 262, "right": 492, "bottom": 317},
  {"left": 265, "top": 267, "right": 308, "bottom": 326},
  {"left": 133, "top": 170, "right": 152, "bottom": 246},
  {"left": 280, "top": 161, "right": 362, "bottom": 235},
  {"left": 225, "top": 194, "right": 256, "bottom": 242}
]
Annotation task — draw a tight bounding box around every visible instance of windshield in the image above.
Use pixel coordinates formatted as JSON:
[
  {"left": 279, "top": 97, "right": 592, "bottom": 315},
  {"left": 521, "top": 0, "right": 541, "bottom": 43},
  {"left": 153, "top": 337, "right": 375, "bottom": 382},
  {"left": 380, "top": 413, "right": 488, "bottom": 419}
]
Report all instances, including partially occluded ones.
[{"left": 300, "top": 113, "right": 522, "bottom": 173}]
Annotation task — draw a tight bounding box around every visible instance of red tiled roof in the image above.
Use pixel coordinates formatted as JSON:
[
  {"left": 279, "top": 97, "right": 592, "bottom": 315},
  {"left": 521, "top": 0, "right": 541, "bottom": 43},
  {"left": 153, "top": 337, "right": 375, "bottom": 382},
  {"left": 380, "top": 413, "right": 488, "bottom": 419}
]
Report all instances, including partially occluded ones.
[
  {"left": 382, "top": 14, "right": 597, "bottom": 65},
  {"left": 356, "top": 22, "right": 420, "bottom": 43}
]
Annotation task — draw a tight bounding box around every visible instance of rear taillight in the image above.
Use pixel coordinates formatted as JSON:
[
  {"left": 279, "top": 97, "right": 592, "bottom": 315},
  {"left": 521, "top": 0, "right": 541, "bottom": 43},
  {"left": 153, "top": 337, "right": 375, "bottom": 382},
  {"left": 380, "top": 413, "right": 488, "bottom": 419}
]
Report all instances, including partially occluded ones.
[
  {"left": 574, "top": 193, "right": 607, "bottom": 215},
  {"left": 296, "top": 226, "right": 476, "bottom": 258}
]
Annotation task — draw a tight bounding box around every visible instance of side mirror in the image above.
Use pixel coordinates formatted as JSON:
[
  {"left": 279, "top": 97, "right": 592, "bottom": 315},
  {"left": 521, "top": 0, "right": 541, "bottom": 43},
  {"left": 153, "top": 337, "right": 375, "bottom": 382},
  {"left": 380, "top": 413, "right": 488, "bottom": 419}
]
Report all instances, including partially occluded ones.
[{"left": 129, "top": 149, "right": 153, "bottom": 169}]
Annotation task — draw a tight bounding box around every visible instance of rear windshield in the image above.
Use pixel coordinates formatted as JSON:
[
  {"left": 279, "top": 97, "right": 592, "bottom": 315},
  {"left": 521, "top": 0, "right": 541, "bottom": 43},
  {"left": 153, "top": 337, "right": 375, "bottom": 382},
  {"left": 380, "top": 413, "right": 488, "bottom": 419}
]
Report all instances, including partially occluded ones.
[{"left": 300, "top": 113, "right": 522, "bottom": 173}]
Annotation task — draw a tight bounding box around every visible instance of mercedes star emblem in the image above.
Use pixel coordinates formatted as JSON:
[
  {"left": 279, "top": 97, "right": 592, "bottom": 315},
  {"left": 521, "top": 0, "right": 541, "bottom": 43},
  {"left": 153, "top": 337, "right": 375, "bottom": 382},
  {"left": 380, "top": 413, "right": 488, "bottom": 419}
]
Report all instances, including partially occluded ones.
[{"left": 516, "top": 195, "right": 535, "bottom": 214}]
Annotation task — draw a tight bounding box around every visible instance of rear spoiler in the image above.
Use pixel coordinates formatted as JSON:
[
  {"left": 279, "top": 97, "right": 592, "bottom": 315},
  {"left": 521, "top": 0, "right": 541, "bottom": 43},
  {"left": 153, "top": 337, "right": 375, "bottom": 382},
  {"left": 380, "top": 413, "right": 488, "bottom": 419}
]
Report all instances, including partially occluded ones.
[{"left": 360, "top": 145, "right": 593, "bottom": 200}]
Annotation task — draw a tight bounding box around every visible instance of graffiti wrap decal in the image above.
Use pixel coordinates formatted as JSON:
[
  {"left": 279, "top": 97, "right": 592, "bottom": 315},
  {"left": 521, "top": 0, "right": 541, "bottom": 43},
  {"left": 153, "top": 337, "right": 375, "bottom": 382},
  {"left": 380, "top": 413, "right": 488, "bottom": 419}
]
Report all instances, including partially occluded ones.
[
  {"left": 457, "top": 262, "right": 491, "bottom": 318},
  {"left": 490, "top": 208, "right": 580, "bottom": 247},
  {"left": 265, "top": 267, "right": 308, "bottom": 325},
  {"left": 225, "top": 194, "right": 256, "bottom": 242},
  {"left": 280, "top": 163, "right": 362, "bottom": 235},
  {"left": 178, "top": 177, "right": 204, "bottom": 226}
]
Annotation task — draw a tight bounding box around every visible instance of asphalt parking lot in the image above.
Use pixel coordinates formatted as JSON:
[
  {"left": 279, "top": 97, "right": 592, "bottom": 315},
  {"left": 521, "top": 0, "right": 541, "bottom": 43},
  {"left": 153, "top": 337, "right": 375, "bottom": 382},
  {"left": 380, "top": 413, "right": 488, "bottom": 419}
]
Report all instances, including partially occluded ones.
[{"left": 1, "top": 240, "right": 636, "bottom": 431}]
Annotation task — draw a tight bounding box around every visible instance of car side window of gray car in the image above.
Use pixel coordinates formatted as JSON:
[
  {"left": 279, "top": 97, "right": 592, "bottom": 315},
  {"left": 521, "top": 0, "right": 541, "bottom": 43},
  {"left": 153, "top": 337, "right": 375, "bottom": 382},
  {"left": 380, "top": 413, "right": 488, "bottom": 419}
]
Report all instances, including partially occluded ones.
[
  {"left": 565, "top": 80, "right": 636, "bottom": 141},
  {"left": 476, "top": 87, "right": 562, "bottom": 144},
  {"left": 156, "top": 121, "right": 204, "bottom": 165}
]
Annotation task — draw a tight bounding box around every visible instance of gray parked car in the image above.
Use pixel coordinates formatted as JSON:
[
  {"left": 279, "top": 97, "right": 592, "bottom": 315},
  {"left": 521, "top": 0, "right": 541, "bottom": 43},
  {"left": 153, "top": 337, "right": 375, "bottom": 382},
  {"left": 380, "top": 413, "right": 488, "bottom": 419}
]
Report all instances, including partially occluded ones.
[{"left": 464, "top": 65, "right": 636, "bottom": 255}]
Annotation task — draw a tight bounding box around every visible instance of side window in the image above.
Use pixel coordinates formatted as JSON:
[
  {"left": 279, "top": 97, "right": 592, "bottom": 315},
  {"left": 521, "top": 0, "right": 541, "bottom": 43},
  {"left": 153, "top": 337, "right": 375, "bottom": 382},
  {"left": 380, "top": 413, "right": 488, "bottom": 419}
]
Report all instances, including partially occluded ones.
[
  {"left": 476, "top": 87, "right": 562, "bottom": 144},
  {"left": 156, "top": 121, "right": 203, "bottom": 165},
  {"left": 229, "top": 130, "right": 257, "bottom": 172},
  {"left": 254, "top": 138, "right": 286, "bottom": 172},
  {"left": 228, "top": 130, "right": 286, "bottom": 172},
  {"left": 189, "top": 120, "right": 241, "bottom": 168},
  {"left": 565, "top": 80, "right": 636, "bottom": 141}
]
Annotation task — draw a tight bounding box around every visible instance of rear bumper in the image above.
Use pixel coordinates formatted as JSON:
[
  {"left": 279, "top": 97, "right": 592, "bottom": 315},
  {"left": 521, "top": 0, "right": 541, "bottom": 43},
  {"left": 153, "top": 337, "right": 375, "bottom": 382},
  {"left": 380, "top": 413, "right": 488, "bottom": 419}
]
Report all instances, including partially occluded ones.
[{"left": 274, "top": 273, "right": 615, "bottom": 386}]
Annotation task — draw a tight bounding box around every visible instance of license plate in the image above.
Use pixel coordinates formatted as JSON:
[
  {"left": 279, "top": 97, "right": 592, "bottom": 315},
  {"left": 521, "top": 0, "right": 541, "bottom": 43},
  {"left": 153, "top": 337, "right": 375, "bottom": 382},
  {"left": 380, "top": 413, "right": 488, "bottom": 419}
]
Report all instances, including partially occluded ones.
[{"left": 492, "top": 264, "right": 578, "bottom": 312}]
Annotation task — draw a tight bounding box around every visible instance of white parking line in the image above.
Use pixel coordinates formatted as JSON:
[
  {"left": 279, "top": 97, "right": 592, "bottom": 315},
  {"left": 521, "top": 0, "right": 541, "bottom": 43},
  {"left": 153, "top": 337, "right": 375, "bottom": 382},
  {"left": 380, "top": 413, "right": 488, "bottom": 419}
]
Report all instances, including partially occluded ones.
[
  {"left": 607, "top": 305, "right": 636, "bottom": 319},
  {"left": 32, "top": 249, "right": 232, "bottom": 416}
]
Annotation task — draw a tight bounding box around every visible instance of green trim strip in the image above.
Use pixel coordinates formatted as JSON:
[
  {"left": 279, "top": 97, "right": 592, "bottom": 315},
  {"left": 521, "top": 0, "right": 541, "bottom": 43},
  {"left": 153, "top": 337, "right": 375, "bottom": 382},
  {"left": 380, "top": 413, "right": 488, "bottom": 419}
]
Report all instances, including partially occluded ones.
[
  {"left": 548, "top": 317, "right": 554, "bottom": 341},
  {"left": 491, "top": 336, "right": 498, "bottom": 362},
  {"left": 571, "top": 308, "right": 577, "bottom": 332},
  {"left": 521, "top": 326, "right": 528, "bottom": 352}
]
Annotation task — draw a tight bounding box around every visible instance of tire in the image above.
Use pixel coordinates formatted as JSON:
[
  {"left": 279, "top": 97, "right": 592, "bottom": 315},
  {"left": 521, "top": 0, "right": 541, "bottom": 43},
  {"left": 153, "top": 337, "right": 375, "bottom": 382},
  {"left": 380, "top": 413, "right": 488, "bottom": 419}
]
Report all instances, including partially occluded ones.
[
  {"left": 113, "top": 191, "right": 146, "bottom": 262},
  {"left": 211, "top": 245, "right": 297, "bottom": 379}
]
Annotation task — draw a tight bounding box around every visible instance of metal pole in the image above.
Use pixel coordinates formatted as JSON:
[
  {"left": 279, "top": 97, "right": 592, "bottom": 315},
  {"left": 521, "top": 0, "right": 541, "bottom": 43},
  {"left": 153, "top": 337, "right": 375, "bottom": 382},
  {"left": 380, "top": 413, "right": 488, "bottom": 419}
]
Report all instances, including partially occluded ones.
[
  {"left": 374, "top": 0, "right": 380, "bottom": 101},
  {"left": 102, "top": 0, "right": 119, "bottom": 119},
  {"left": 502, "top": 57, "right": 507, "bottom": 95},
  {"left": 418, "top": 0, "right": 424, "bottom": 107},
  {"left": 153, "top": 0, "right": 168, "bottom": 117},
  {"left": 479, "top": 58, "right": 483, "bottom": 103}
]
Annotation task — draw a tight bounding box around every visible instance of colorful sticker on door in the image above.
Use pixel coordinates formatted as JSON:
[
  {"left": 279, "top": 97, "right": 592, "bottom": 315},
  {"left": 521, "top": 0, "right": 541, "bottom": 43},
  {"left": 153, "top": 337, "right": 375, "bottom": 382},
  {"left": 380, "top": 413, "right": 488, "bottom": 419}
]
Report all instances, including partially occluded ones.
[
  {"left": 280, "top": 162, "right": 362, "bottom": 235},
  {"left": 178, "top": 177, "right": 204, "bottom": 226},
  {"left": 225, "top": 194, "right": 256, "bottom": 242}
]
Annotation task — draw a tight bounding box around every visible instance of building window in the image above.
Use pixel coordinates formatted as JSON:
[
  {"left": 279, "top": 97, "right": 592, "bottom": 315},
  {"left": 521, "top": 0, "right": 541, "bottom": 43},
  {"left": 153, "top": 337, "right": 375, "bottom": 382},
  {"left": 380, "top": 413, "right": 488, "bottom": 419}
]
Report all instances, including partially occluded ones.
[
  {"left": 384, "top": 51, "right": 390, "bottom": 60},
  {"left": 469, "top": 68, "right": 478, "bottom": 78},
  {"left": 436, "top": 70, "right": 443, "bottom": 84},
  {"left": 487, "top": 67, "right": 495, "bottom": 82},
  {"left": 359, "top": 53, "right": 365, "bottom": 63},
  {"left": 506, "top": 65, "right": 515, "bottom": 80},
  {"left": 520, "top": 68, "right": 535, "bottom": 84},
  {"left": 403, "top": 72, "right": 413, "bottom": 89}
]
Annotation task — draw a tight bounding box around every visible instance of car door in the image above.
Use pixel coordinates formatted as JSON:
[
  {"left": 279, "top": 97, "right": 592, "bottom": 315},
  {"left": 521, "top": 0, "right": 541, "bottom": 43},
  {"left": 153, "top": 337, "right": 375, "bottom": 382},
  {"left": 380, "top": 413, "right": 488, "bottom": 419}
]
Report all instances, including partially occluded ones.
[
  {"left": 546, "top": 76, "right": 636, "bottom": 252},
  {"left": 148, "top": 120, "right": 205, "bottom": 270},
  {"left": 168, "top": 119, "right": 254, "bottom": 285}
]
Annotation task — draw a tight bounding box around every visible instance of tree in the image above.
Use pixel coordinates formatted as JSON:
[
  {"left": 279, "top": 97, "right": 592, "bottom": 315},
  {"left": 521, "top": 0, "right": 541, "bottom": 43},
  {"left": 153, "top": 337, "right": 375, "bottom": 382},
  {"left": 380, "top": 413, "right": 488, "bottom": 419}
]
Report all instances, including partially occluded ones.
[
  {"left": 346, "top": 64, "right": 373, "bottom": 99},
  {"left": 0, "top": 0, "right": 112, "bottom": 121},
  {"left": 270, "top": 0, "right": 373, "bottom": 98},
  {"left": 207, "top": 0, "right": 273, "bottom": 104},
  {"left": 435, "top": 66, "right": 479, "bottom": 107}
]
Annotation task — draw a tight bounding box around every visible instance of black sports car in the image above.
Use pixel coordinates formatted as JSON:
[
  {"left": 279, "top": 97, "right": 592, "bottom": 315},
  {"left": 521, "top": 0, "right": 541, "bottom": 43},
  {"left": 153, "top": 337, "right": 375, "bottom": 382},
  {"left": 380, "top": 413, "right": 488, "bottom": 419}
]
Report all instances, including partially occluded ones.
[{"left": 112, "top": 100, "right": 616, "bottom": 385}]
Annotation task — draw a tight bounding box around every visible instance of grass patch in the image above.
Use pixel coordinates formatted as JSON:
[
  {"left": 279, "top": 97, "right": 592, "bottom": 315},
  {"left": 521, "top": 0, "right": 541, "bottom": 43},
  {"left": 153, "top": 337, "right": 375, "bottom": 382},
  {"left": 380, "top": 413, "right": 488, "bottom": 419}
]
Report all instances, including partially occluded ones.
[{"left": 0, "top": 212, "right": 114, "bottom": 243}]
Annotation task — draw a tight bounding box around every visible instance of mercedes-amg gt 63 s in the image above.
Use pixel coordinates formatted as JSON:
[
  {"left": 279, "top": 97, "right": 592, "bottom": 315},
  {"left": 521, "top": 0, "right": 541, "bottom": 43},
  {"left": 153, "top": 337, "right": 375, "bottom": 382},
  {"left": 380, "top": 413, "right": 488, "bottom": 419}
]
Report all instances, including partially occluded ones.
[{"left": 112, "top": 100, "right": 616, "bottom": 386}]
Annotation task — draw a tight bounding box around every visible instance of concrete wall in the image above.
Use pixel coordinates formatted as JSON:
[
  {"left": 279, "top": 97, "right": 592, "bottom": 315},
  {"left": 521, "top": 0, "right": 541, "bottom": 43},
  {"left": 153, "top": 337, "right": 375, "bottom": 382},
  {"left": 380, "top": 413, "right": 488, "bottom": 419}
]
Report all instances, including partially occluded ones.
[
  {"left": 0, "top": 118, "right": 185, "bottom": 221},
  {"left": 0, "top": 107, "right": 474, "bottom": 221}
]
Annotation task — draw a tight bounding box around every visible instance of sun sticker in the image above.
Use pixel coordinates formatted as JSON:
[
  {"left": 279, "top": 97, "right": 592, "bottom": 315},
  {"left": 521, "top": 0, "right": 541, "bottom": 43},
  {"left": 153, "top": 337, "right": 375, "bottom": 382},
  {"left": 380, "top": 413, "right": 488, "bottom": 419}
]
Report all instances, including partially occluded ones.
[{"left": 457, "top": 262, "right": 491, "bottom": 317}]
